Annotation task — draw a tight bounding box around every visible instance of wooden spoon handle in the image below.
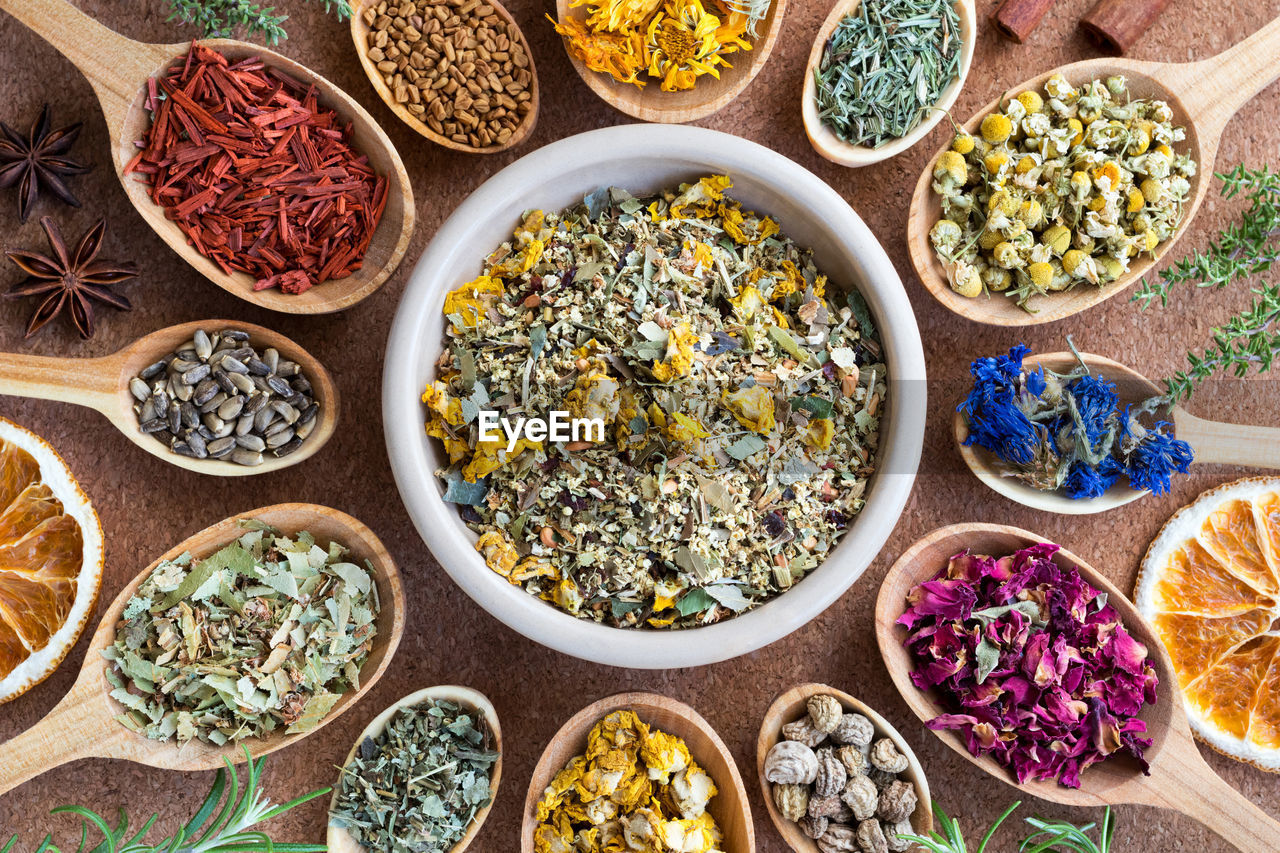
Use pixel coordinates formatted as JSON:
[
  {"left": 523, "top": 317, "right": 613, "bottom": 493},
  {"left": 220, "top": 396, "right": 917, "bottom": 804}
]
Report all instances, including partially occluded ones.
[
  {"left": 0, "top": 351, "right": 119, "bottom": 413},
  {"left": 1174, "top": 407, "right": 1280, "bottom": 468},
  {"left": 1163, "top": 14, "right": 1280, "bottom": 135},
  {"left": 0, "top": 687, "right": 109, "bottom": 796},
  {"left": 1139, "top": 755, "right": 1280, "bottom": 853},
  {"left": 0, "top": 0, "right": 160, "bottom": 131}
]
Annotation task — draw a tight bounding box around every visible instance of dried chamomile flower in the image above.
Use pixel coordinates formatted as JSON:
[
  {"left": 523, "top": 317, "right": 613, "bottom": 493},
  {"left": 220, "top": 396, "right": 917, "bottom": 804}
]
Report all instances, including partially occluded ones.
[
  {"left": 808, "top": 694, "right": 844, "bottom": 734},
  {"left": 799, "top": 814, "right": 829, "bottom": 840},
  {"left": 836, "top": 744, "right": 868, "bottom": 776},
  {"left": 869, "top": 738, "right": 909, "bottom": 775},
  {"left": 809, "top": 794, "right": 852, "bottom": 821},
  {"left": 831, "top": 712, "right": 875, "bottom": 747},
  {"left": 783, "top": 715, "right": 829, "bottom": 748},
  {"left": 766, "top": 739, "right": 820, "bottom": 784},
  {"left": 857, "top": 817, "right": 889, "bottom": 853},
  {"left": 774, "top": 782, "right": 810, "bottom": 822},
  {"left": 817, "top": 823, "right": 859, "bottom": 853},
  {"left": 877, "top": 780, "right": 917, "bottom": 823},
  {"left": 885, "top": 819, "right": 915, "bottom": 852},
  {"left": 840, "top": 773, "right": 878, "bottom": 821},
  {"left": 814, "top": 748, "right": 848, "bottom": 798}
]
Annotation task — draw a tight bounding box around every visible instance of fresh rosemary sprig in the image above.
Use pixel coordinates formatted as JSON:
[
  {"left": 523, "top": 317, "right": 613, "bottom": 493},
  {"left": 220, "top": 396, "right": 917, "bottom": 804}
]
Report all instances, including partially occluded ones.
[
  {"left": 1019, "top": 807, "right": 1115, "bottom": 853},
  {"left": 1133, "top": 165, "right": 1280, "bottom": 309},
  {"left": 0, "top": 748, "right": 329, "bottom": 853},
  {"left": 894, "top": 799, "right": 1021, "bottom": 853},
  {"left": 164, "top": 0, "right": 353, "bottom": 44}
]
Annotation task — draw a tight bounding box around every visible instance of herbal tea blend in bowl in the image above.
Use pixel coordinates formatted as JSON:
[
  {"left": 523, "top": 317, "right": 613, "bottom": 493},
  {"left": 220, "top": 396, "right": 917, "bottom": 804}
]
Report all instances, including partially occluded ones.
[
  {"left": 423, "top": 175, "right": 887, "bottom": 630},
  {"left": 330, "top": 691, "right": 500, "bottom": 853},
  {"left": 385, "top": 124, "right": 925, "bottom": 669},
  {"left": 130, "top": 327, "right": 321, "bottom": 466},
  {"left": 929, "top": 75, "right": 1195, "bottom": 309},
  {"left": 898, "top": 542, "right": 1158, "bottom": 788},
  {"left": 103, "top": 522, "right": 379, "bottom": 745}
]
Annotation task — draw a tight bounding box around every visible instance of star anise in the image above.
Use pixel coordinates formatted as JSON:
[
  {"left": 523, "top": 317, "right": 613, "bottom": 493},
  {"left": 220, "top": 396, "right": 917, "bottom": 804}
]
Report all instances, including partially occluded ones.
[
  {"left": 5, "top": 217, "right": 136, "bottom": 338},
  {"left": 0, "top": 104, "right": 92, "bottom": 223}
]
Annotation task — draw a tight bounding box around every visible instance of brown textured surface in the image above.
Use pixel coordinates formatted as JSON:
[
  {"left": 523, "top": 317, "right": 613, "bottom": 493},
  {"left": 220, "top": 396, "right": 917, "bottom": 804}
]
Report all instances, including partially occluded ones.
[{"left": 0, "top": 0, "right": 1276, "bottom": 849}]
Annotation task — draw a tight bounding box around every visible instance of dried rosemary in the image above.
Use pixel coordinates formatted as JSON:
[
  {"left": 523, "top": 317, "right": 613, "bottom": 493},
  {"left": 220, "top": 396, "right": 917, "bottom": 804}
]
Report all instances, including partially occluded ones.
[{"left": 814, "top": 0, "right": 961, "bottom": 148}]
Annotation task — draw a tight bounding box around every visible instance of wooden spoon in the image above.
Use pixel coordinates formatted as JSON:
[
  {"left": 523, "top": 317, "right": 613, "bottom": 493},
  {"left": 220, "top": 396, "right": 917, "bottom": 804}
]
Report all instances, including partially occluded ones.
[
  {"left": 757, "top": 682, "right": 933, "bottom": 850},
  {"left": 875, "top": 522, "right": 1280, "bottom": 852},
  {"left": 0, "top": 502, "right": 405, "bottom": 797},
  {"left": 521, "top": 692, "right": 755, "bottom": 852},
  {"left": 0, "top": 320, "right": 338, "bottom": 477},
  {"left": 954, "top": 350, "right": 1280, "bottom": 515},
  {"left": 327, "top": 685, "right": 502, "bottom": 853},
  {"left": 0, "top": 0, "right": 415, "bottom": 315},
  {"left": 906, "top": 15, "right": 1280, "bottom": 326},
  {"left": 552, "top": 0, "right": 786, "bottom": 124},
  {"left": 801, "top": 0, "right": 976, "bottom": 167},
  {"left": 349, "top": 0, "right": 539, "bottom": 154}
]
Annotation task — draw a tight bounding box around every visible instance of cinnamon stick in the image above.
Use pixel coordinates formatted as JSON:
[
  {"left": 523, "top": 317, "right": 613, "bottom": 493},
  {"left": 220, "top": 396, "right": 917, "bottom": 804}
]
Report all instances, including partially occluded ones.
[
  {"left": 992, "top": 0, "right": 1057, "bottom": 42},
  {"left": 1081, "top": 0, "right": 1171, "bottom": 54}
]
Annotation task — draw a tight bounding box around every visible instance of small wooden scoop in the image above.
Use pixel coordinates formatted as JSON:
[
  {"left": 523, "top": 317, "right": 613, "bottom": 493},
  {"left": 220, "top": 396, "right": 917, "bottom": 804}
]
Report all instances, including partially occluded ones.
[
  {"left": 349, "top": 0, "right": 539, "bottom": 154},
  {"left": 876, "top": 523, "right": 1280, "bottom": 853},
  {"left": 552, "top": 0, "right": 786, "bottom": 124},
  {"left": 954, "top": 350, "right": 1280, "bottom": 514},
  {"left": 802, "top": 0, "right": 976, "bottom": 167},
  {"left": 906, "top": 14, "right": 1280, "bottom": 325},
  {"left": 0, "top": 0, "right": 415, "bottom": 315},
  {"left": 757, "top": 682, "right": 933, "bottom": 851},
  {"left": 521, "top": 692, "right": 755, "bottom": 852},
  {"left": 327, "top": 685, "right": 502, "bottom": 853},
  {"left": 0, "top": 320, "right": 338, "bottom": 477},
  {"left": 0, "top": 503, "right": 405, "bottom": 797}
]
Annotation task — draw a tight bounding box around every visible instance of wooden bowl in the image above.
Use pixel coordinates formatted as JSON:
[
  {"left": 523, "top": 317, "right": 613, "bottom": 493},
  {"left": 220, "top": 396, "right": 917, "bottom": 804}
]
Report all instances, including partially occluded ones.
[
  {"left": 521, "top": 692, "right": 755, "bottom": 852},
  {"left": 350, "top": 0, "right": 539, "bottom": 154},
  {"left": 551, "top": 0, "right": 787, "bottom": 123},
  {"left": 328, "top": 685, "right": 502, "bottom": 853},
  {"left": 757, "top": 683, "right": 933, "bottom": 849}
]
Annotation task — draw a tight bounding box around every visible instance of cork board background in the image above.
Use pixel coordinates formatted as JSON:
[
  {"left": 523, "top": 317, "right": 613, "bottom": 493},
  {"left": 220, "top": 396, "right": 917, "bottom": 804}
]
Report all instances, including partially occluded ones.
[{"left": 0, "top": 0, "right": 1277, "bottom": 849}]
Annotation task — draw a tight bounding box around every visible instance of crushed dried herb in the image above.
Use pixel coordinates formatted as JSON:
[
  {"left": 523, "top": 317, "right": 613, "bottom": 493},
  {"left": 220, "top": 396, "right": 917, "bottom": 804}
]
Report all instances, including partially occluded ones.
[
  {"left": 330, "top": 698, "right": 499, "bottom": 852},
  {"left": 103, "top": 520, "right": 379, "bottom": 745},
  {"left": 424, "top": 175, "right": 887, "bottom": 629},
  {"left": 125, "top": 44, "right": 388, "bottom": 295},
  {"left": 0, "top": 104, "right": 91, "bottom": 223}
]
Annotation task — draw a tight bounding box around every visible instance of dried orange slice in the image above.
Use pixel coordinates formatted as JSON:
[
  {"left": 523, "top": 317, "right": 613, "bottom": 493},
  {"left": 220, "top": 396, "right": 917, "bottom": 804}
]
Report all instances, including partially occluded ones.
[
  {"left": 0, "top": 417, "right": 102, "bottom": 705},
  {"left": 1137, "top": 477, "right": 1280, "bottom": 770}
]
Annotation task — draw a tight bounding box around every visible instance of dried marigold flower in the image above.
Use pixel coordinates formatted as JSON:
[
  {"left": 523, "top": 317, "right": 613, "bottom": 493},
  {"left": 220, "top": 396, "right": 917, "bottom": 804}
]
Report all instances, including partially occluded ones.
[
  {"left": 807, "top": 694, "right": 844, "bottom": 734},
  {"left": 869, "top": 738, "right": 909, "bottom": 775},
  {"left": 813, "top": 748, "right": 848, "bottom": 798},
  {"left": 782, "top": 715, "right": 828, "bottom": 748},
  {"left": 799, "top": 814, "right": 829, "bottom": 839},
  {"left": 765, "top": 740, "right": 819, "bottom": 785},
  {"left": 773, "top": 782, "right": 810, "bottom": 822},
  {"left": 831, "top": 712, "right": 875, "bottom": 747},
  {"left": 816, "top": 823, "right": 859, "bottom": 853},
  {"left": 856, "top": 817, "right": 889, "bottom": 853},
  {"left": 840, "top": 773, "right": 878, "bottom": 821},
  {"left": 877, "top": 780, "right": 917, "bottom": 824}
]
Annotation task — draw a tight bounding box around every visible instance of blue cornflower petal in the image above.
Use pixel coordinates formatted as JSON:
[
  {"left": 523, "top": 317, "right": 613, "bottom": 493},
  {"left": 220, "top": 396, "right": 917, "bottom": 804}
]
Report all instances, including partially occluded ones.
[
  {"left": 959, "top": 346, "right": 1041, "bottom": 466},
  {"left": 1063, "top": 456, "right": 1125, "bottom": 500},
  {"left": 1127, "top": 430, "right": 1194, "bottom": 494},
  {"left": 1068, "top": 374, "right": 1120, "bottom": 445}
]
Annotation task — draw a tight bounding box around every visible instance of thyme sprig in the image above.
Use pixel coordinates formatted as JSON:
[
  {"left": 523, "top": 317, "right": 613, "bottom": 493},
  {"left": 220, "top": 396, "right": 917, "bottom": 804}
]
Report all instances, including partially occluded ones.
[
  {"left": 1133, "top": 165, "right": 1280, "bottom": 309},
  {"left": 163, "top": 0, "right": 352, "bottom": 44},
  {"left": 1, "top": 749, "right": 329, "bottom": 853},
  {"left": 1164, "top": 283, "right": 1280, "bottom": 402}
]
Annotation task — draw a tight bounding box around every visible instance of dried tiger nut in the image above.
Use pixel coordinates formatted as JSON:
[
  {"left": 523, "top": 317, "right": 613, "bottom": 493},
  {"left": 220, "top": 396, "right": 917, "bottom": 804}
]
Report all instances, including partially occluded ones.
[
  {"left": 799, "top": 815, "right": 829, "bottom": 839},
  {"left": 868, "top": 767, "right": 898, "bottom": 791},
  {"left": 856, "top": 818, "right": 889, "bottom": 853},
  {"left": 869, "top": 738, "right": 909, "bottom": 775},
  {"left": 808, "top": 793, "right": 848, "bottom": 820},
  {"left": 840, "top": 773, "right": 879, "bottom": 821},
  {"left": 808, "top": 694, "right": 844, "bottom": 734},
  {"left": 773, "top": 782, "right": 810, "bottom": 822},
  {"left": 765, "top": 740, "right": 820, "bottom": 785},
  {"left": 783, "top": 715, "right": 829, "bottom": 747},
  {"left": 813, "top": 748, "right": 849, "bottom": 798},
  {"left": 836, "top": 744, "right": 869, "bottom": 777},
  {"left": 885, "top": 820, "right": 914, "bottom": 852},
  {"left": 877, "top": 780, "right": 918, "bottom": 824},
  {"left": 831, "top": 712, "right": 875, "bottom": 747},
  {"left": 816, "top": 824, "right": 859, "bottom": 853}
]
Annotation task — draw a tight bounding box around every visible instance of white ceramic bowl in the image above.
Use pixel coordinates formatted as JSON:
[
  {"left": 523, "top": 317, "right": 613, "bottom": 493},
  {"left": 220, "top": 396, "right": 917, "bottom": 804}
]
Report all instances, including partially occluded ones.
[{"left": 383, "top": 124, "right": 925, "bottom": 669}]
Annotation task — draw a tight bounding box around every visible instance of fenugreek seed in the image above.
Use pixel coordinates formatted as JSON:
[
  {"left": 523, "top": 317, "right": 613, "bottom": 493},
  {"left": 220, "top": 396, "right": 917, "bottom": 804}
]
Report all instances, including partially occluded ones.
[
  {"left": 235, "top": 434, "right": 267, "bottom": 452},
  {"left": 231, "top": 449, "right": 264, "bottom": 467}
]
